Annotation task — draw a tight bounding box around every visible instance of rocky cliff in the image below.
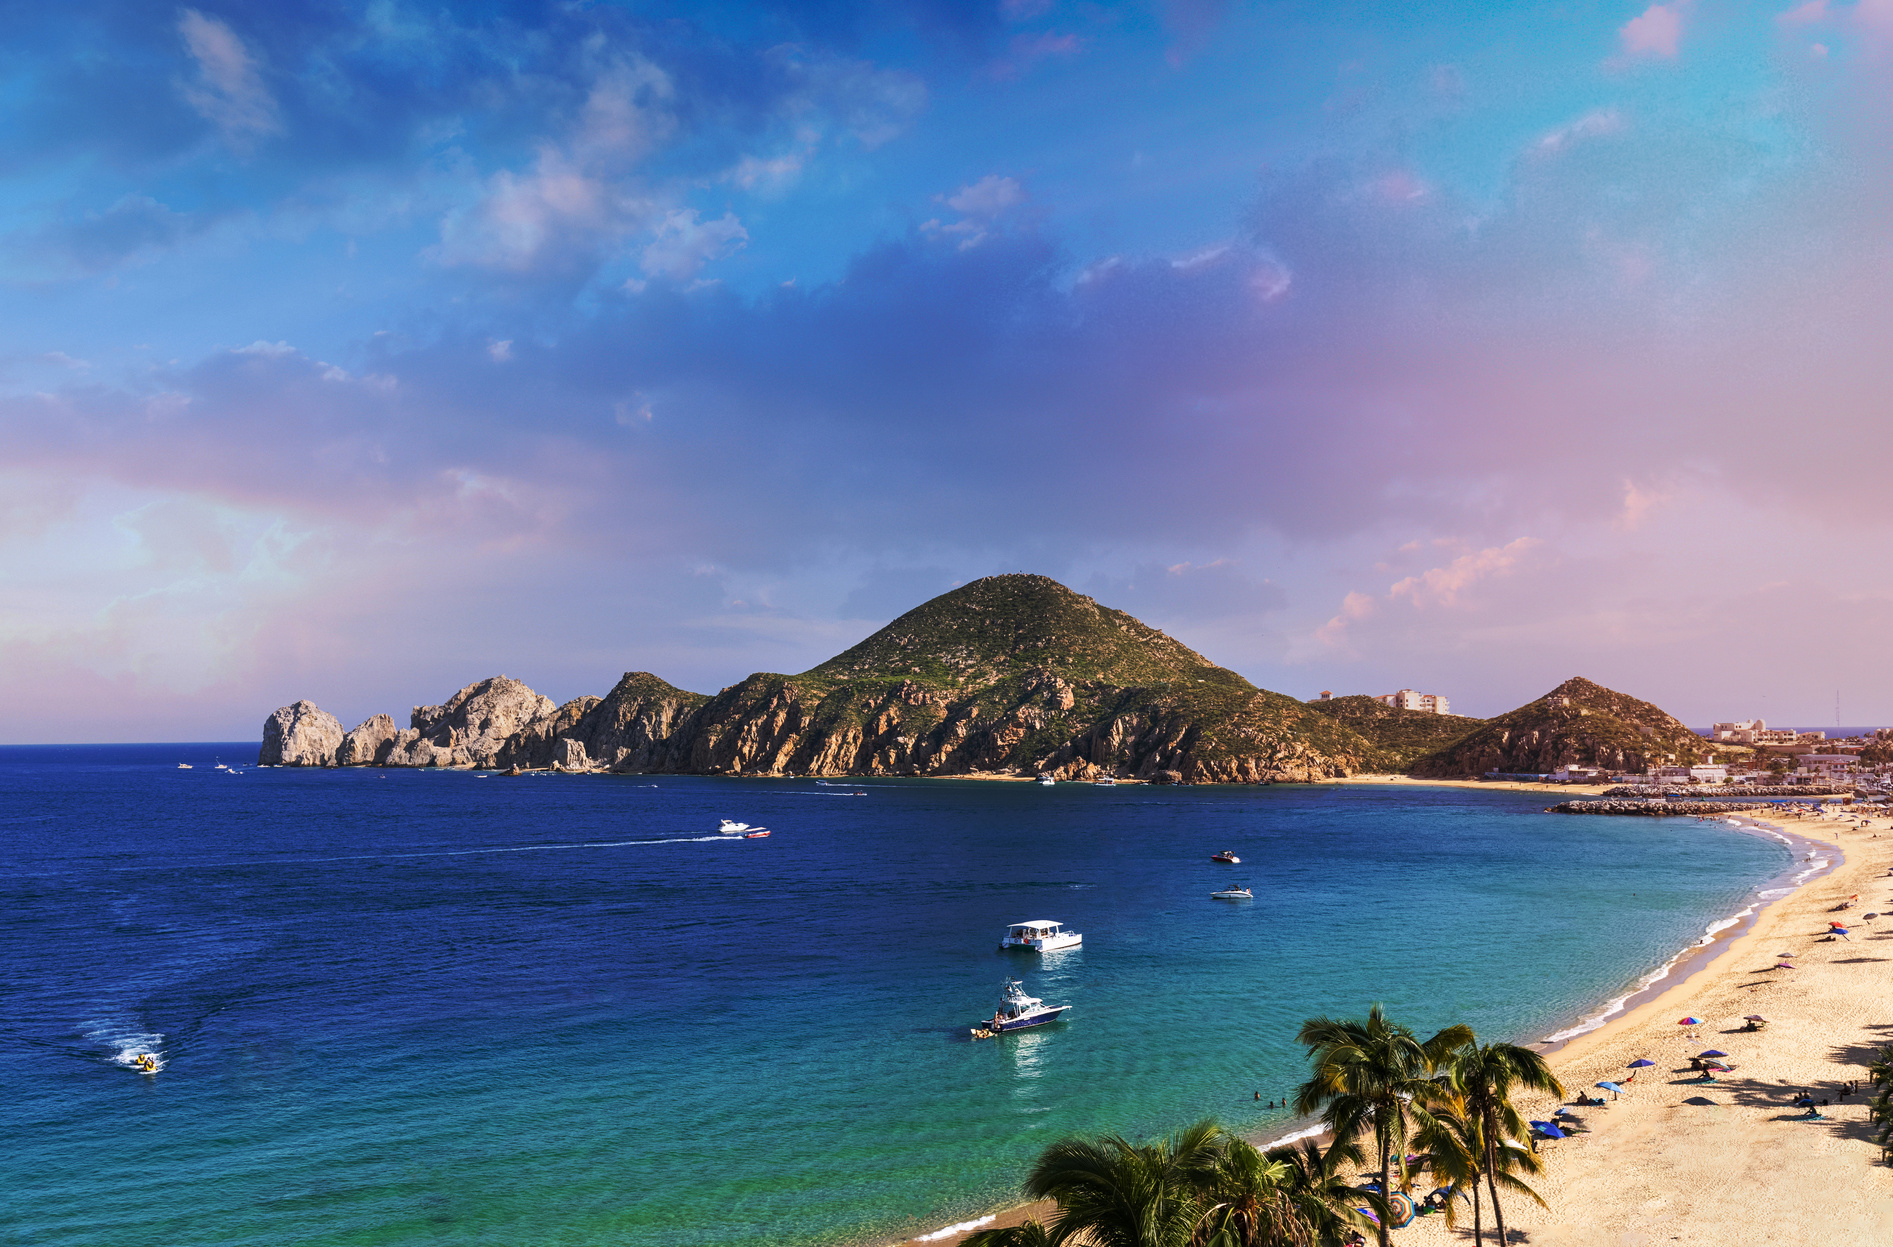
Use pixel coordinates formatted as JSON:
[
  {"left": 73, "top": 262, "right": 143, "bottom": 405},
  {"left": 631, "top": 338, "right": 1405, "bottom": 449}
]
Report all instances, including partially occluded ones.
[
  {"left": 258, "top": 574, "right": 1378, "bottom": 782},
  {"left": 1408, "top": 676, "right": 1707, "bottom": 778}
]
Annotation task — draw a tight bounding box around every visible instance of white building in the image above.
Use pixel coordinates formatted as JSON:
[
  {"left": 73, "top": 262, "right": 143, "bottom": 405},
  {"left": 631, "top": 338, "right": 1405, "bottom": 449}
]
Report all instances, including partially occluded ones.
[
  {"left": 1797, "top": 754, "right": 1857, "bottom": 779},
  {"left": 1552, "top": 765, "right": 1605, "bottom": 782},
  {"left": 1711, "top": 719, "right": 1765, "bottom": 742},
  {"left": 1377, "top": 688, "right": 1451, "bottom": 715},
  {"left": 1688, "top": 765, "right": 1729, "bottom": 783}
]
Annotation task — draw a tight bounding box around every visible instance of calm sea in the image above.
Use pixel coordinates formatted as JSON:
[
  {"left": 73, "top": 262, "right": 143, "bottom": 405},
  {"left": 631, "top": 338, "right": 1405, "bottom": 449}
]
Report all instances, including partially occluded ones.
[{"left": 1, "top": 746, "right": 1789, "bottom": 1246}]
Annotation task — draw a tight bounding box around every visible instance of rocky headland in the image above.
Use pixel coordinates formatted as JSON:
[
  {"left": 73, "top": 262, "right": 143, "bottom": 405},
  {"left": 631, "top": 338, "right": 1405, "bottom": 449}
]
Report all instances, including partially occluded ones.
[
  {"left": 1407, "top": 676, "right": 1710, "bottom": 778},
  {"left": 257, "top": 575, "right": 1379, "bottom": 783}
]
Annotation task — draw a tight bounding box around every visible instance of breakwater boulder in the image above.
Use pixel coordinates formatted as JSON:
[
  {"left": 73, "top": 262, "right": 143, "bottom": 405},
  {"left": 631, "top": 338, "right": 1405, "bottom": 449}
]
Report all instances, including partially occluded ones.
[
  {"left": 259, "top": 701, "right": 344, "bottom": 766},
  {"left": 1599, "top": 784, "right": 1846, "bottom": 798},
  {"left": 1549, "top": 799, "right": 1770, "bottom": 816}
]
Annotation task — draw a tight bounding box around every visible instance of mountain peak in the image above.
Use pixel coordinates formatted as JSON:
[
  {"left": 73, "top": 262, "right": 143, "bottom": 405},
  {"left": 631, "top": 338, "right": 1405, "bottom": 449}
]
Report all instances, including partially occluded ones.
[{"left": 804, "top": 573, "right": 1246, "bottom": 691}]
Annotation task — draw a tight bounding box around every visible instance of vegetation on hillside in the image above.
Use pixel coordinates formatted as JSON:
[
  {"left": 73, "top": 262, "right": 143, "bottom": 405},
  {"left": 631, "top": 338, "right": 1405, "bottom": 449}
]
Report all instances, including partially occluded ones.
[
  {"left": 1409, "top": 676, "right": 1707, "bottom": 778},
  {"left": 1303, "top": 695, "right": 1485, "bottom": 771},
  {"left": 688, "top": 574, "right": 1386, "bottom": 781}
]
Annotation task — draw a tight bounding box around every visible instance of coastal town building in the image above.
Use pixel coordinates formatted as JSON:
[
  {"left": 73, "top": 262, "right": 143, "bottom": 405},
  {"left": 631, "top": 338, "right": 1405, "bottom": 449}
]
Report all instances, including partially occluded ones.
[
  {"left": 1688, "top": 764, "right": 1729, "bottom": 783},
  {"left": 1552, "top": 765, "right": 1605, "bottom": 782},
  {"left": 1796, "top": 754, "right": 1858, "bottom": 780},
  {"left": 1376, "top": 689, "right": 1451, "bottom": 715},
  {"left": 1711, "top": 719, "right": 1765, "bottom": 742}
]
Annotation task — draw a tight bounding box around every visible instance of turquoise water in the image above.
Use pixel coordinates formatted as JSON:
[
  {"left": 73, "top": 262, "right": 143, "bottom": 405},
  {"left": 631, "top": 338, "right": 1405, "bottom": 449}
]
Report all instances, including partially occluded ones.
[{"left": 1, "top": 748, "right": 1789, "bottom": 1245}]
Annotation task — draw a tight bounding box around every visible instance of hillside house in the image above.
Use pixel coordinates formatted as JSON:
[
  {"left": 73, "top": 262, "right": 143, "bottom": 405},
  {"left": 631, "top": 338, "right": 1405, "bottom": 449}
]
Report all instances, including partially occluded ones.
[{"left": 1377, "top": 689, "right": 1451, "bottom": 715}]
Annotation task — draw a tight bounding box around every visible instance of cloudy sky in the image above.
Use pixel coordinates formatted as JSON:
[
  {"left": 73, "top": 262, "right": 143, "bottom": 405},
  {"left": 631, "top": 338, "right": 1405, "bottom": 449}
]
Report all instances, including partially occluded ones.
[{"left": 5, "top": 0, "right": 1892, "bottom": 741}]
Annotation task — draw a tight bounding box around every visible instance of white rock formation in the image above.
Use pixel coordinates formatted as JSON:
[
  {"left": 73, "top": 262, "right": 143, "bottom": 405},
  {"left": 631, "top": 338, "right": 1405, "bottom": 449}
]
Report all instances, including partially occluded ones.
[{"left": 259, "top": 701, "right": 344, "bottom": 766}]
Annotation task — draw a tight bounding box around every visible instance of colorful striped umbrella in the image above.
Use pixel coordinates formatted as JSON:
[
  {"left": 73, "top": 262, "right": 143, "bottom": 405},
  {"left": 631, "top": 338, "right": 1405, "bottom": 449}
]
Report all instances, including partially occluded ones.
[{"left": 1678, "top": 1016, "right": 1704, "bottom": 1026}]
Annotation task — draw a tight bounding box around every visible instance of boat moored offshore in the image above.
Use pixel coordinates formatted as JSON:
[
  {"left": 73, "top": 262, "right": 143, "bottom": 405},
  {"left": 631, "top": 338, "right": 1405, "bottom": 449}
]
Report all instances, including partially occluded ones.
[
  {"left": 718, "top": 820, "right": 764, "bottom": 834},
  {"left": 1000, "top": 920, "right": 1082, "bottom": 951},
  {"left": 970, "top": 978, "right": 1072, "bottom": 1037}
]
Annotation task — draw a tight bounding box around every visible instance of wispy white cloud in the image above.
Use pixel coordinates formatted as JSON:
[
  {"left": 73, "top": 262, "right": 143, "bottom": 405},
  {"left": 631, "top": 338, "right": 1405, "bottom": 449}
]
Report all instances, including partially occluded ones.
[{"left": 177, "top": 10, "right": 280, "bottom": 143}]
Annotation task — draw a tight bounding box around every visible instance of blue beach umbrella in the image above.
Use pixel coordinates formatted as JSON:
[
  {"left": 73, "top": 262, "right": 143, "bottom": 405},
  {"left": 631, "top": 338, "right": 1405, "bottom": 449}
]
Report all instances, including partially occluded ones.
[
  {"left": 1597, "top": 1080, "right": 1626, "bottom": 1099},
  {"left": 1530, "top": 1120, "right": 1568, "bottom": 1139},
  {"left": 1628, "top": 1059, "right": 1655, "bottom": 1069},
  {"left": 1698, "top": 1050, "right": 1729, "bottom": 1058}
]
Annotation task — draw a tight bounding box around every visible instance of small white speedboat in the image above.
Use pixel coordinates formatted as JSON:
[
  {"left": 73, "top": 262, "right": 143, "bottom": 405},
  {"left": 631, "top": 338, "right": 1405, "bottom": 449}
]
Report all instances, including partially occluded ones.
[
  {"left": 1001, "top": 920, "right": 1082, "bottom": 951},
  {"left": 177, "top": 763, "right": 192, "bottom": 769},
  {"left": 1093, "top": 777, "right": 1117, "bottom": 786},
  {"left": 718, "top": 820, "right": 764, "bottom": 834},
  {"left": 970, "top": 978, "right": 1072, "bottom": 1037},
  {"left": 1036, "top": 775, "right": 1055, "bottom": 786},
  {"left": 1211, "top": 887, "right": 1254, "bottom": 901}
]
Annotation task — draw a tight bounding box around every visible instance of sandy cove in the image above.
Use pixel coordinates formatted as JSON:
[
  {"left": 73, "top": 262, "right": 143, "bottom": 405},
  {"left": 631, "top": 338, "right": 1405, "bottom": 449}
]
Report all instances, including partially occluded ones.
[
  {"left": 904, "top": 806, "right": 1893, "bottom": 1247},
  {"left": 1394, "top": 807, "right": 1893, "bottom": 1246}
]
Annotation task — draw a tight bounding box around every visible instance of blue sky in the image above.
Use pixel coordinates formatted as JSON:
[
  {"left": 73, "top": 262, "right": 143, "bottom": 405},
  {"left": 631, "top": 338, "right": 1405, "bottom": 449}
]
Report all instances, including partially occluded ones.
[{"left": 6, "top": 0, "right": 1893, "bottom": 739}]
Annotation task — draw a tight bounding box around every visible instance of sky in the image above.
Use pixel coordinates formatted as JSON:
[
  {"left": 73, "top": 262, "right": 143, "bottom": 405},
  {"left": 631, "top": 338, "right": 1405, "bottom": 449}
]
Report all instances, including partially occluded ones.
[{"left": 5, "top": 0, "right": 1893, "bottom": 742}]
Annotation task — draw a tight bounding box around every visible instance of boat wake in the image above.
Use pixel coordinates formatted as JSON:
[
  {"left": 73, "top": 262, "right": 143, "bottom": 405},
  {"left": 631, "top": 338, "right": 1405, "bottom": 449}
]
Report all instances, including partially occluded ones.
[{"left": 86, "top": 1020, "right": 166, "bottom": 1072}]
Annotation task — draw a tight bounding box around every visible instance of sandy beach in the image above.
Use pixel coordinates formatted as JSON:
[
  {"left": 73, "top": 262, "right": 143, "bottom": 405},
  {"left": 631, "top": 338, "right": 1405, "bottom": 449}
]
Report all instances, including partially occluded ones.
[{"left": 903, "top": 804, "right": 1893, "bottom": 1246}]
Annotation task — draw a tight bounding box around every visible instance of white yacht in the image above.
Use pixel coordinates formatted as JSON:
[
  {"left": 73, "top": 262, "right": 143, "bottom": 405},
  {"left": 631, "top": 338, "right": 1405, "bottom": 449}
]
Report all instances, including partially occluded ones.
[
  {"left": 1036, "top": 775, "right": 1055, "bottom": 786},
  {"left": 1093, "top": 777, "right": 1117, "bottom": 786},
  {"left": 970, "top": 978, "right": 1072, "bottom": 1037},
  {"left": 1211, "top": 886, "right": 1254, "bottom": 901},
  {"left": 718, "top": 820, "right": 764, "bottom": 834},
  {"left": 1000, "top": 920, "right": 1082, "bottom": 951}
]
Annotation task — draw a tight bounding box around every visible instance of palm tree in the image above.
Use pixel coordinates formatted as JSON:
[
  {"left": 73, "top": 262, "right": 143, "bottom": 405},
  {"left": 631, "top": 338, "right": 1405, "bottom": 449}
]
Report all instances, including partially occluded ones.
[
  {"left": 1023, "top": 1118, "right": 1227, "bottom": 1247},
  {"left": 964, "top": 1220, "right": 1056, "bottom": 1247},
  {"left": 1409, "top": 1097, "right": 1484, "bottom": 1244},
  {"left": 1294, "top": 1007, "right": 1472, "bottom": 1247},
  {"left": 1866, "top": 1042, "right": 1893, "bottom": 1162},
  {"left": 1264, "top": 1136, "right": 1372, "bottom": 1247},
  {"left": 1445, "top": 1040, "right": 1562, "bottom": 1244},
  {"left": 1191, "top": 1138, "right": 1313, "bottom": 1247}
]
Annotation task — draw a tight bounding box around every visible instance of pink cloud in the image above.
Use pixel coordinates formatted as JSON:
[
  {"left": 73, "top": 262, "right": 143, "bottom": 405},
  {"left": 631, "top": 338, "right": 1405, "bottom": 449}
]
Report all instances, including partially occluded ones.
[
  {"left": 1388, "top": 538, "right": 1541, "bottom": 609},
  {"left": 1778, "top": 0, "right": 1828, "bottom": 26},
  {"left": 1619, "top": 3, "right": 1685, "bottom": 58}
]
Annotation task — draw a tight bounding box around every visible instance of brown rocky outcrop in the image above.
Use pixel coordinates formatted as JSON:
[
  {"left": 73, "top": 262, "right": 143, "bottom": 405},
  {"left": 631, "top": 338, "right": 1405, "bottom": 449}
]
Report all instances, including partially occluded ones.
[
  {"left": 259, "top": 701, "right": 344, "bottom": 766},
  {"left": 337, "top": 713, "right": 398, "bottom": 766},
  {"left": 384, "top": 676, "right": 560, "bottom": 769},
  {"left": 257, "top": 575, "right": 1382, "bottom": 781}
]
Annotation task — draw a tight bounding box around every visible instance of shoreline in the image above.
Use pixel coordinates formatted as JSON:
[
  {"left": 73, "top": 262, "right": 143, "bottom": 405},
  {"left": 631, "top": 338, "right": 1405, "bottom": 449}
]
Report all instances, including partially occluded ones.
[{"left": 890, "top": 797, "right": 1862, "bottom": 1247}]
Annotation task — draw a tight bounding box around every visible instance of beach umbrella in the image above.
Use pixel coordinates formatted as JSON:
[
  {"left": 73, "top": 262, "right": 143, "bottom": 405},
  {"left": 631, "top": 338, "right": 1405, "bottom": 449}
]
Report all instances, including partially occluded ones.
[
  {"left": 1531, "top": 1120, "right": 1568, "bottom": 1139},
  {"left": 1745, "top": 1015, "right": 1767, "bottom": 1022},
  {"left": 1776, "top": 962, "right": 1796, "bottom": 970},
  {"left": 1699, "top": 1049, "right": 1729, "bottom": 1058},
  {"left": 1628, "top": 1058, "right": 1655, "bottom": 1069},
  {"left": 1597, "top": 1080, "right": 1626, "bottom": 1099}
]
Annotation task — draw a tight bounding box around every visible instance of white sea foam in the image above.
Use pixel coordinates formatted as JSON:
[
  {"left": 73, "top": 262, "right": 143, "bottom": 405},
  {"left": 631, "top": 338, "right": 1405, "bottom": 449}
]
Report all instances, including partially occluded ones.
[
  {"left": 1258, "top": 1123, "right": 1329, "bottom": 1149},
  {"left": 914, "top": 1214, "right": 995, "bottom": 1241},
  {"left": 86, "top": 1021, "right": 165, "bottom": 1072}
]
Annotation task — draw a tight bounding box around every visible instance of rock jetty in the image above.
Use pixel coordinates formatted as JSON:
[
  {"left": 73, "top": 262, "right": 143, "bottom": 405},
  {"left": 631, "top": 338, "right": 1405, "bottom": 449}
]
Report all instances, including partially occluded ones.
[
  {"left": 1549, "top": 799, "right": 1773, "bottom": 816},
  {"left": 1599, "top": 785, "right": 1847, "bottom": 798}
]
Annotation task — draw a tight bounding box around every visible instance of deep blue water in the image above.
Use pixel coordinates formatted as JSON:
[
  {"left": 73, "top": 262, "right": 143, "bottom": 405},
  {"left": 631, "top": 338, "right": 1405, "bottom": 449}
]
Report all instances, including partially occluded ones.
[{"left": 1, "top": 746, "right": 1790, "bottom": 1246}]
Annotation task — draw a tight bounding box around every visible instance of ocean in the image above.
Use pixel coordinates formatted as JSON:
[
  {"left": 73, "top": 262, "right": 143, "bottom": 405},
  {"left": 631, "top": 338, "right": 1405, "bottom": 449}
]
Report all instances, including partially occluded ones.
[{"left": 1, "top": 746, "right": 1791, "bottom": 1246}]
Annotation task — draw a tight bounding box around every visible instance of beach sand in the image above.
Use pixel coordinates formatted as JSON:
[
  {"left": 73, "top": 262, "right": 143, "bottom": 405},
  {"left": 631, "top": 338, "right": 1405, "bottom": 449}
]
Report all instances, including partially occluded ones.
[
  {"left": 1394, "top": 808, "right": 1893, "bottom": 1245},
  {"left": 904, "top": 807, "right": 1893, "bottom": 1246}
]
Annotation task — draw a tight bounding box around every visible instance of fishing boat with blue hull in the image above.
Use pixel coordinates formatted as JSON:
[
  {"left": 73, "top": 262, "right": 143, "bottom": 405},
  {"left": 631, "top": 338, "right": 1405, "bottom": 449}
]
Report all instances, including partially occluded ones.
[{"left": 970, "top": 979, "right": 1071, "bottom": 1039}]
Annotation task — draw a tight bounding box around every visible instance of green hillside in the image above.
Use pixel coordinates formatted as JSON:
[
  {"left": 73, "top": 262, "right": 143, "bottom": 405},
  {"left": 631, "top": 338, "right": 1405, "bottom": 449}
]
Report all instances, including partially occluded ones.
[{"left": 1303, "top": 694, "right": 1486, "bottom": 771}]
